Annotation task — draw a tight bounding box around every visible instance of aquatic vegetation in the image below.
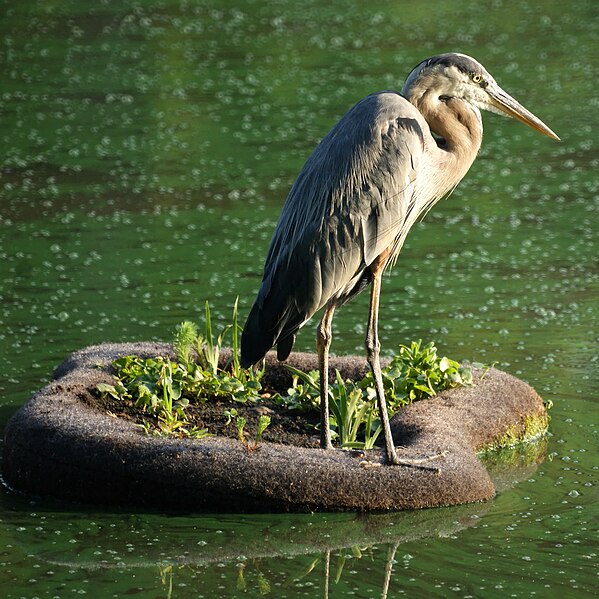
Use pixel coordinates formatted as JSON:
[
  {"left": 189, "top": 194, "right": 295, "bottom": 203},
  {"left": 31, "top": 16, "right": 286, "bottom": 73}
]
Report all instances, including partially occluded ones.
[
  {"left": 362, "top": 340, "right": 475, "bottom": 408},
  {"left": 276, "top": 367, "right": 382, "bottom": 449},
  {"left": 478, "top": 412, "right": 550, "bottom": 455},
  {"left": 97, "top": 303, "right": 476, "bottom": 444},
  {"left": 274, "top": 340, "right": 476, "bottom": 448},
  {"left": 97, "top": 356, "right": 210, "bottom": 438},
  {"left": 97, "top": 301, "right": 263, "bottom": 437}
]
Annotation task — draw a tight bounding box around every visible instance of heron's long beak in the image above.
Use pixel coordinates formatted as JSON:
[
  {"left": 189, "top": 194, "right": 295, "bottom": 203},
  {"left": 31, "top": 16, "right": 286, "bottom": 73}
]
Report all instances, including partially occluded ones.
[{"left": 486, "top": 84, "right": 560, "bottom": 141}]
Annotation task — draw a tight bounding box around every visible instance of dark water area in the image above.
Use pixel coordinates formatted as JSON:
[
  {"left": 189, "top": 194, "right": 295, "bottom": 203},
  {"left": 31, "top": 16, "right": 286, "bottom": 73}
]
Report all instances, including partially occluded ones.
[{"left": 0, "top": 1, "right": 597, "bottom": 597}]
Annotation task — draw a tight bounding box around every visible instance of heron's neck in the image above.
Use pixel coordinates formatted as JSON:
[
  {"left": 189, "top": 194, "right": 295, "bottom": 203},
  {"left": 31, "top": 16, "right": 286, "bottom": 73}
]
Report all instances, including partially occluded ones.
[{"left": 411, "top": 91, "right": 483, "bottom": 185}]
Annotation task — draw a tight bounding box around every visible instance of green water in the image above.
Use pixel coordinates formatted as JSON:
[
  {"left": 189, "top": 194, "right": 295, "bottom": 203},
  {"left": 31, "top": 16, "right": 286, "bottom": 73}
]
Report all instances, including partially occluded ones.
[{"left": 1, "top": 0, "right": 597, "bottom": 597}]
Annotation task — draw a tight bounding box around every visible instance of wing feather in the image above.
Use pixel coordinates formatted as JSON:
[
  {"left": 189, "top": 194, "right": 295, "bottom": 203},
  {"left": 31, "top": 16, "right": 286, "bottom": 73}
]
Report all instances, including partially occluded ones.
[{"left": 240, "top": 91, "right": 431, "bottom": 366}]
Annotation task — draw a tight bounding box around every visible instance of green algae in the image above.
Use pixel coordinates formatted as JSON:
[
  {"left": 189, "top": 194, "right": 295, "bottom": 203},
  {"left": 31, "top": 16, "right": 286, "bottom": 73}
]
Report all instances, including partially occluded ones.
[{"left": 477, "top": 411, "right": 549, "bottom": 456}]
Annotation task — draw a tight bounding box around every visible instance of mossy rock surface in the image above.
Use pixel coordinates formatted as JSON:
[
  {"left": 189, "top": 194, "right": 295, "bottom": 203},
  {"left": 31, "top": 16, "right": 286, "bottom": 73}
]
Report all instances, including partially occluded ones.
[{"left": 2, "top": 343, "right": 547, "bottom": 512}]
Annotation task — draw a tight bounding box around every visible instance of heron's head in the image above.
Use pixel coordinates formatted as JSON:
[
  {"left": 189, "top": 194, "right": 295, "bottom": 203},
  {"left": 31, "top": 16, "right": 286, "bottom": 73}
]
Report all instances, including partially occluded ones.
[{"left": 402, "top": 53, "right": 559, "bottom": 140}]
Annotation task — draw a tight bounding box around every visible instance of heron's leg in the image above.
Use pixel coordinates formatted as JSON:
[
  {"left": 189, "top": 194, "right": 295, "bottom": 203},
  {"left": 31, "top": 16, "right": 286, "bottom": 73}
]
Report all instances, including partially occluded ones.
[
  {"left": 381, "top": 542, "right": 400, "bottom": 599},
  {"left": 365, "top": 271, "right": 401, "bottom": 464},
  {"left": 316, "top": 302, "right": 336, "bottom": 450},
  {"left": 366, "top": 271, "right": 445, "bottom": 470}
]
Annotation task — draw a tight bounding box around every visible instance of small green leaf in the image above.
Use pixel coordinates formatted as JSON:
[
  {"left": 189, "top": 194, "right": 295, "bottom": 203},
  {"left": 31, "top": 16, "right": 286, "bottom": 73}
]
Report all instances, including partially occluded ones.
[
  {"left": 256, "top": 415, "right": 271, "bottom": 440},
  {"left": 96, "top": 383, "right": 119, "bottom": 399},
  {"left": 439, "top": 356, "right": 451, "bottom": 372},
  {"left": 236, "top": 416, "right": 247, "bottom": 444}
]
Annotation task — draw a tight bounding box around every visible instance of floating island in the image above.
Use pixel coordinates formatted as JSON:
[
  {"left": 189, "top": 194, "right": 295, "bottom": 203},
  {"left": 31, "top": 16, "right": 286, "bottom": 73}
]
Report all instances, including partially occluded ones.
[{"left": 3, "top": 343, "right": 548, "bottom": 512}]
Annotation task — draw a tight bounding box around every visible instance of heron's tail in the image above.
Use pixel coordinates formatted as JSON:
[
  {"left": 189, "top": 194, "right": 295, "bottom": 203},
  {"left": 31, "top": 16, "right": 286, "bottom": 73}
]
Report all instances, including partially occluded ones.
[
  {"left": 240, "top": 300, "right": 300, "bottom": 368},
  {"left": 240, "top": 302, "right": 276, "bottom": 368}
]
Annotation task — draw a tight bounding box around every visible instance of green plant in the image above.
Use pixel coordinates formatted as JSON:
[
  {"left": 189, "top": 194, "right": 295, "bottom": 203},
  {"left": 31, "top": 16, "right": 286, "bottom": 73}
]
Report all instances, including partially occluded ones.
[
  {"left": 236, "top": 414, "right": 271, "bottom": 451},
  {"left": 228, "top": 297, "right": 264, "bottom": 391},
  {"left": 329, "top": 370, "right": 382, "bottom": 449},
  {"left": 360, "top": 340, "right": 474, "bottom": 411},
  {"left": 97, "top": 355, "right": 211, "bottom": 438},
  {"left": 256, "top": 414, "right": 271, "bottom": 444},
  {"left": 175, "top": 301, "right": 227, "bottom": 375},
  {"left": 175, "top": 301, "right": 263, "bottom": 403},
  {"left": 96, "top": 300, "right": 264, "bottom": 437},
  {"left": 173, "top": 320, "right": 198, "bottom": 369},
  {"left": 274, "top": 366, "right": 321, "bottom": 412},
  {"left": 229, "top": 297, "right": 244, "bottom": 378},
  {"left": 97, "top": 355, "right": 182, "bottom": 415},
  {"left": 223, "top": 407, "right": 238, "bottom": 425},
  {"left": 273, "top": 340, "right": 475, "bottom": 449},
  {"left": 236, "top": 415, "right": 247, "bottom": 444},
  {"left": 97, "top": 303, "right": 475, "bottom": 448},
  {"left": 273, "top": 367, "right": 382, "bottom": 449}
]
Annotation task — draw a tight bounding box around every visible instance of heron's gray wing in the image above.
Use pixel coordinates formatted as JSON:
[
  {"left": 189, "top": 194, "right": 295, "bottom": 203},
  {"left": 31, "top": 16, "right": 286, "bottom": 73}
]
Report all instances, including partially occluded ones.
[{"left": 241, "top": 92, "right": 429, "bottom": 366}]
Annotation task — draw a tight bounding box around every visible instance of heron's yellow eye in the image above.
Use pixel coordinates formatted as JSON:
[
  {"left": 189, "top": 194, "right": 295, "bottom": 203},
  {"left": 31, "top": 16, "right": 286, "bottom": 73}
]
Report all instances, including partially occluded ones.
[{"left": 471, "top": 73, "right": 483, "bottom": 84}]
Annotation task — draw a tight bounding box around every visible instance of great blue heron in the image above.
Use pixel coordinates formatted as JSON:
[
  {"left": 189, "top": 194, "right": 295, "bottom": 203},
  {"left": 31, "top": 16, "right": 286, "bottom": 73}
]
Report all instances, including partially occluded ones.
[{"left": 240, "top": 53, "right": 559, "bottom": 465}]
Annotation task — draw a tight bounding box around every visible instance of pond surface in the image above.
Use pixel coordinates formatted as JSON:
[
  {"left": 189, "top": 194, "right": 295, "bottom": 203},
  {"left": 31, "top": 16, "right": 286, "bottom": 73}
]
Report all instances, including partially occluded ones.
[{"left": 1, "top": 0, "right": 597, "bottom": 597}]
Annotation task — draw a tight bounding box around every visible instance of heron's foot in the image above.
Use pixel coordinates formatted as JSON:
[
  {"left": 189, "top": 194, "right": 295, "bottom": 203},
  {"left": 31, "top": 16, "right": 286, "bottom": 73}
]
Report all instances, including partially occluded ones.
[{"left": 385, "top": 449, "right": 449, "bottom": 472}]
